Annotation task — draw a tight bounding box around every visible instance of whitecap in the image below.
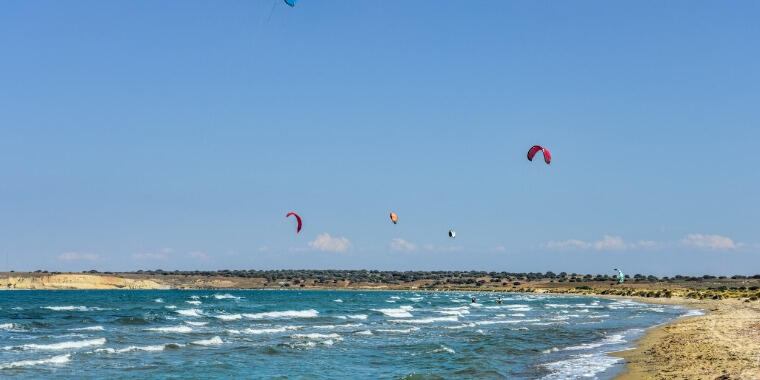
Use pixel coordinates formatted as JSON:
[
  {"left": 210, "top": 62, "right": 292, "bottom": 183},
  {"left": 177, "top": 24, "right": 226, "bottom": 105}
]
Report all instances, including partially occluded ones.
[
  {"left": 214, "top": 314, "right": 242, "bottom": 321},
  {"left": 146, "top": 326, "right": 193, "bottom": 333},
  {"left": 432, "top": 344, "right": 455, "bottom": 354},
  {"left": 165, "top": 305, "right": 177, "bottom": 309},
  {"left": 562, "top": 334, "right": 625, "bottom": 351},
  {"left": 214, "top": 294, "right": 242, "bottom": 300},
  {"left": 175, "top": 308, "right": 202, "bottom": 317},
  {"left": 333, "top": 299, "right": 343, "bottom": 303},
  {"left": 69, "top": 326, "right": 104, "bottom": 331},
  {"left": 389, "top": 316, "right": 458, "bottom": 324},
  {"left": 95, "top": 343, "right": 179, "bottom": 354},
  {"left": 184, "top": 321, "right": 208, "bottom": 327},
  {"left": 190, "top": 336, "right": 223, "bottom": 346},
  {"left": 355, "top": 330, "right": 373, "bottom": 335},
  {"left": 371, "top": 306, "right": 413, "bottom": 318},
  {"left": 376, "top": 327, "right": 420, "bottom": 333},
  {"left": 186, "top": 300, "right": 202, "bottom": 305},
  {"left": 474, "top": 319, "right": 541, "bottom": 326},
  {"left": 291, "top": 333, "right": 342, "bottom": 341},
  {"left": 408, "top": 297, "right": 423, "bottom": 302},
  {"left": 41, "top": 306, "right": 106, "bottom": 312},
  {"left": 4, "top": 338, "right": 106, "bottom": 351},
  {"left": 154, "top": 298, "right": 164, "bottom": 303},
  {"left": 242, "top": 326, "right": 299, "bottom": 335},
  {"left": 347, "top": 314, "right": 368, "bottom": 320},
  {"left": 0, "top": 323, "right": 19, "bottom": 331},
  {"left": 0, "top": 354, "right": 70, "bottom": 369},
  {"left": 242, "top": 309, "right": 318, "bottom": 319}
]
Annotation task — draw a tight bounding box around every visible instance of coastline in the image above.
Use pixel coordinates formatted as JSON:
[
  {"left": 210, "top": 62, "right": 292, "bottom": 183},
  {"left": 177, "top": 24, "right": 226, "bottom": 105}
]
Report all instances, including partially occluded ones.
[{"left": 3, "top": 273, "right": 759, "bottom": 378}]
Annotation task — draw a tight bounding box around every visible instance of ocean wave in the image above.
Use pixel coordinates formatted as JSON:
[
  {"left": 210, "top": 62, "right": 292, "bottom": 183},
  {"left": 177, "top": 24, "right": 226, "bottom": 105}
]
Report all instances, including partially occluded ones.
[
  {"left": 214, "top": 294, "right": 242, "bottom": 300},
  {"left": 431, "top": 344, "right": 455, "bottom": 354},
  {"left": 435, "top": 307, "right": 470, "bottom": 317},
  {"left": 376, "top": 327, "right": 420, "bottom": 334},
  {"left": 41, "top": 306, "right": 107, "bottom": 312},
  {"left": 95, "top": 343, "right": 181, "bottom": 354},
  {"left": 184, "top": 321, "right": 208, "bottom": 327},
  {"left": 146, "top": 326, "right": 193, "bottom": 333},
  {"left": 333, "top": 299, "right": 343, "bottom": 303},
  {"left": 347, "top": 314, "right": 367, "bottom": 320},
  {"left": 186, "top": 300, "right": 202, "bottom": 305},
  {"left": 175, "top": 309, "right": 203, "bottom": 317},
  {"left": 243, "top": 326, "right": 299, "bottom": 335},
  {"left": 562, "top": 334, "right": 625, "bottom": 351},
  {"left": 314, "top": 325, "right": 336, "bottom": 329},
  {"left": 389, "top": 316, "right": 458, "bottom": 324},
  {"left": 355, "top": 330, "right": 373, "bottom": 335},
  {"left": 0, "top": 354, "right": 70, "bottom": 369},
  {"left": 4, "top": 338, "right": 106, "bottom": 351},
  {"left": 408, "top": 297, "right": 423, "bottom": 302},
  {"left": 540, "top": 352, "right": 621, "bottom": 380},
  {"left": 474, "top": 319, "right": 540, "bottom": 326},
  {"left": 165, "top": 305, "right": 177, "bottom": 309},
  {"left": 214, "top": 314, "right": 242, "bottom": 321},
  {"left": 371, "top": 306, "right": 413, "bottom": 318},
  {"left": 154, "top": 298, "right": 164, "bottom": 303},
  {"left": 0, "top": 323, "right": 20, "bottom": 331},
  {"left": 291, "top": 333, "right": 342, "bottom": 341},
  {"left": 243, "top": 309, "right": 319, "bottom": 319},
  {"left": 69, "top": 326, "right": 104, "bottom": 331},
  {"left": 190, "top": 336, "right": 223, "bottom": 346}
]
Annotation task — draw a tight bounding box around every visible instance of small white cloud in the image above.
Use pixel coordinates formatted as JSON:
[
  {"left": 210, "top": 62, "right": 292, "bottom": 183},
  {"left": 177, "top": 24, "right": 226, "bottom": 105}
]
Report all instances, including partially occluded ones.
[
  {"left": 492, "top": 246, "right": 507, "bottom": 252},
  {"left": 545, "top": 235, "right": 631, "bottom": 251},
  {"left": 132, "top": 252, "right": 168, "bottom": 260},
  {"left": 258, "top": 246, "right": 270, "bottom": 252},
  {"left": 309, "top": 233, "right": 351, "bottom": 253},
  {"left": 637, "top": 240, "right": 660, "bottom": 249},
  {"left": 681, "top": 234, "right": 736, "bottom": 250},
  {"left": 187, "top": 251, "right": 210, "bottom": 260},
  {"left": 390, "top": 238, "right": 416, "bottom": 252},
  {"left": 58, "top": 252, "right": 99, "bottom": 261}
]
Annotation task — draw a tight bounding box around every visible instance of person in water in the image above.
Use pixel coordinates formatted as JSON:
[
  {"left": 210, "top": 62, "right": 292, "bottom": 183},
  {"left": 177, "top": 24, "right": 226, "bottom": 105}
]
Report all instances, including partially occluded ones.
[
  {"left": 497, "top": 297, "right": 502, "bottom": 304},
  {"left": 471, "top": 297, "right": 477, "bottom": 303}
]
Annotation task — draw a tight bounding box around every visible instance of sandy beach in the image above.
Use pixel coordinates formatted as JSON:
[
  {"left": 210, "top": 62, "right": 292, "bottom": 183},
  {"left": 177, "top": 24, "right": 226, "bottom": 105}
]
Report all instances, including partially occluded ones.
[{"left": 614, "top": 298, "right": 760, "bottom": 380}]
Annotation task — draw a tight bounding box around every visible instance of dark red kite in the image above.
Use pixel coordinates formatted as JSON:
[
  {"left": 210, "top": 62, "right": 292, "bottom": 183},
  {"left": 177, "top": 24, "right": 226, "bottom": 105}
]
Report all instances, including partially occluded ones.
[
  {"left": 527, "top": 145, "right": 551, "bottom": 164},
  {"left": 286, "top": 212, "right": 302, "bottom": 233}
]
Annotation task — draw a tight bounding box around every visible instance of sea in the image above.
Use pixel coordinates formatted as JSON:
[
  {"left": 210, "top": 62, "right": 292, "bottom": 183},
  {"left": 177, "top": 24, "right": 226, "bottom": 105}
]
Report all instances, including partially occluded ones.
[{"left": 0, "top": 290, "right": 700, "bottom": 379}]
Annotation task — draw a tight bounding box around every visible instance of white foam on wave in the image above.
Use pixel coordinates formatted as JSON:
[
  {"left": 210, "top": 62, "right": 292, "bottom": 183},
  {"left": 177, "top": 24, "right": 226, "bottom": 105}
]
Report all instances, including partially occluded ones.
[
  {"left": 435, "top": 307, "right": 470, "bottom": 317},
  {"left": 682, "top": 309, "right": 705, "bottom": 318},
  {"left": 542, "top": 347, "right": 560, "bottom": 354},
  {"left": 432, "top": 344, "right": 455, "bottom": 354},
  {"left": 4, "top": 338, "right": 106, "bottom": 351},
  {"left": 0, "top": 354, "right": 71, "bottom": 369},
  {"left": 445, "top": 323, "right": 476, "bottom": 329},
  {"left": 469, "top": 303, "right": 483, "bottom": 307},
  {"left": 474, "top": 318, "right": 540, "bottom": 326},
  {"left": 69, "top": 326, "right": 104, "bottom": 331},
  {"left": 389, "top": 296, "right": 401, "bottom": 299},
  {"left": 185, "top": 321, "right": 208, "bottom": 326},
  {"left": 347, "top": 314, "right": 368, "bottom": 320},
  {"left": 376, "top": 327, "right": 420, "bottom": 334},
  {"left": 389, "top": 316, "right": 458, "bottom": 324},
  {"left": 540, "top": 352, "right": 621, "bottom": 379},
  {"left": 333, "top": 299, "right": 343, "bottom": 303},
  {"left": 191, "top": 336, "right": 223, "bottom": 346},
  {"left": 154, "top": 298, "right": 164, "bottom": 303},
  {"left": 146, "top": 326, "right": 193, "bottom": 333},
  {"left": 243, "top": 326, "right": 300, "bottom": 335},
  {"left": 95, "top": 343, "right": 181, "bottom": 354},
  {"left": 563, "top": 334, "right": 625, "bottom": 351},
  {"left": 314, "top": 325, "right": 336, "bottom": 329},
  {"left": 176, "top": 308, "right": 202, "bottom": 317},
  {"left": 291, "top": 333, "right": 342, "bottom": 341},
  {"left": 355, "top": 330, "right": 373, "bottom": 335},
  {"left": 587, "top": 314, "right": 610, "bottom": 319},
  {"left": 371, "top": 306, "right": 413, "bottom": 318},
  {"left": 190, "top": 295, "right": 200, "bottom": 300},
  {"left": 165, "top": 305, "right": 177, "bottom": 309},
  {"left": 42, "top": 306, "right": 106, "bottom": 311},
  {"left": 0, "top": 323, "right": 20, "bottom": 331},
  {"left": 214, "top": 314, "right": 242, "bottom": 321},
  {"left": 186, "top": 300, "right": 202, "bottom": 305},
  {"left": 243, "top": 309, "right": 319, "bottom": 319},
  {"left": 214, "top": 294, "right": 242, "bottom": 300},
  {"left": 408, "top": 297, "right": 423, "bottom": 302}
]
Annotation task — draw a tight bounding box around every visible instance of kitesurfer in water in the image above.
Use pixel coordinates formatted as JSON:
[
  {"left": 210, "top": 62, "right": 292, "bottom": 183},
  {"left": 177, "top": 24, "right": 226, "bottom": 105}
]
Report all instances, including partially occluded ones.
[
  {"left": 471, "top": 297, "right": 477, "bottom": 303},
  {"left": 497, "top": 297, "right": 502, "bottom": 304}
]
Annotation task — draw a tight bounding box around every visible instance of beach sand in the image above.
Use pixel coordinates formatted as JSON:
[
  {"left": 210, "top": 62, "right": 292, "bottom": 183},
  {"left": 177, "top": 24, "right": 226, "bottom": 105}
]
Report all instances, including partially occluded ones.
[{"left": 614, "top": 298, "right": 760, "bottom": 380}]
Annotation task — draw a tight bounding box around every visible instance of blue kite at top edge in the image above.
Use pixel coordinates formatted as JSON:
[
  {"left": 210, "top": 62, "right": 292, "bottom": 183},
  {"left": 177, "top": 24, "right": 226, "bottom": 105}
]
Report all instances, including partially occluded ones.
[{"left": 284, "top": 0, "right": 296, "bottom": 7}]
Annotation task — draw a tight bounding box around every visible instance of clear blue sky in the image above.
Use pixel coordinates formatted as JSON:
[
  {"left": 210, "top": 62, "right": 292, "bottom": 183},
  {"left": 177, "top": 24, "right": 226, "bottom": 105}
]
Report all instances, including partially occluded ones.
[{"left": 1, "top": 1, "right": 758, "bottom": 275}]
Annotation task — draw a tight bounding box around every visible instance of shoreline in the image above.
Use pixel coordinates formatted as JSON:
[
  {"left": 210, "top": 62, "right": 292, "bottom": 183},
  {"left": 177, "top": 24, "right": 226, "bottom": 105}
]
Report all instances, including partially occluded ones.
[{"left": 3, "top": 273, "right": 759, "bottom": 378}]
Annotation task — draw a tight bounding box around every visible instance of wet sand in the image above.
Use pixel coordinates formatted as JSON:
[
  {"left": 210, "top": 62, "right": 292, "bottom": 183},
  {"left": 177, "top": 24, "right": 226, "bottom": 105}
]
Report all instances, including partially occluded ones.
[{"left": 614, "top": 298, "right": 760, "bottom": 380}]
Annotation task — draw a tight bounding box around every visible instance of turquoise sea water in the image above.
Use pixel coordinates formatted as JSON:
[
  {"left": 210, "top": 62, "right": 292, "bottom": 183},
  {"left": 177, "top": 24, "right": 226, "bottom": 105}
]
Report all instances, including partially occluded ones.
[{"left": 0, "top": 290, "right": 697, "bottom": 379}]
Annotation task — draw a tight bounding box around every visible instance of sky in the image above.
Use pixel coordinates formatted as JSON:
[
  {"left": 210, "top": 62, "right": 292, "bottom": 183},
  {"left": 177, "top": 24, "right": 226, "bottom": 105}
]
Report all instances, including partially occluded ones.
[{"left": 1, "top": 1, "right": 758, "bottom": 275}]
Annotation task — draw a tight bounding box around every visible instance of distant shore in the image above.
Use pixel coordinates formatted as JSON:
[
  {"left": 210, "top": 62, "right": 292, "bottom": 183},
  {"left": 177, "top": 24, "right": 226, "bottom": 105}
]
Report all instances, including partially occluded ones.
[{"left": 3, "top": 272, "right": 759, "bottom": 378}]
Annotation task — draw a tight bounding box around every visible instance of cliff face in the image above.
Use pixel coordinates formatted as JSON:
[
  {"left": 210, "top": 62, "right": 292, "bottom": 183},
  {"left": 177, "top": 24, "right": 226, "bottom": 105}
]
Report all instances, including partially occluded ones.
[{"left": 0, "top": 274, "right": 169, "bottom": 290}]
